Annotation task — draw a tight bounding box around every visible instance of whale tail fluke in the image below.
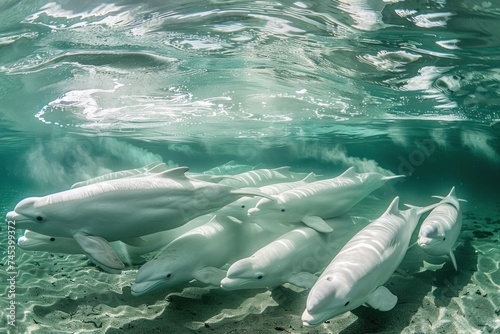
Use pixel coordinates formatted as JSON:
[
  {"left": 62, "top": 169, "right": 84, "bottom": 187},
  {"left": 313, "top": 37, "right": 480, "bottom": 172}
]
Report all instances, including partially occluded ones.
[
  {"left": 381, "top": 174, "right": 405, "bottom": 181},
  {"left": 407, "top": 241, "right": 418, "bottom": 250},
  {"left": 403, "top": 201, "right": 442, "bottom": 217},
  {"left": 431, "top": 186, "right": 467, "bottom": 203},
  {"left": 449, "top": 250, "right": 458, "bottom": 271},
  {"left": 431, "top": 195, "right": 467, "bottom": 203}
]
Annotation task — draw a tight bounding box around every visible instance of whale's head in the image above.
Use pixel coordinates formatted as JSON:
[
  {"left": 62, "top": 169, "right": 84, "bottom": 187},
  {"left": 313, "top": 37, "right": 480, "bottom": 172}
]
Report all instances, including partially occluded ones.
[
  {"left": 220, "top": 257, "right": 273, "bottom": 290},
  {"left": 217, "top": 197, "right": 259, "bottom": 222},
  {"left": 302, "top": 273, "right": 359, "bottom": 327},
  {"left": 132, "top": 251, "right": 194, "bottom": 296},
  {"left": 417, "top": 222, "right": 449, "bottom": 255},
  {"left": 17, "top": 230, "right": 83, "bottom": 254},
  {"left": 247, "top": 196, "right": 296, "bottom": 223},
  {"left": 17, "top": 230, "right": 56, "bottom": 250},
  {"left": 8, "top": 196, "right": 69, "bottom": 236},
  {"left": 418, "top": 223, "right": 444, "bottom": 248},
  {"left": 8, "top": 197, "right": 47, "bottom": 229}
]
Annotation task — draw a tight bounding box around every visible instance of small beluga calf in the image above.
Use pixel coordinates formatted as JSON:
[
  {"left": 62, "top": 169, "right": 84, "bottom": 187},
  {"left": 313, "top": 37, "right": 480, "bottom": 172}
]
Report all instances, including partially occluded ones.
[
  {"left": 248, "top": 167, "right": 404, "bottom": 233},
  {"left": 6, "top": 167, "right": 274, "bottom": 273},
  {"left": 302, "top": 197, "right": 439, "bottom": 327},
  {"left": 416, "top": 186, "right": 465, "bottom": 271},
  {"left": 220, "top": 215, "right": 370, "bottom": 291}
]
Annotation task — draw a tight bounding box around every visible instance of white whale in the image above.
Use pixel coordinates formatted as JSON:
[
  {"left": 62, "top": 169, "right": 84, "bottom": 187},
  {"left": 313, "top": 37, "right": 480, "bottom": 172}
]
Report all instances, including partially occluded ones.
[
  {"left": 416, "top": 187, "right": 465, "bottom": 271},
  {"left": 70, "top": 161, "right": 169, "bottom": 189},
  {"left": 302, "top": 197, "right": 438, "bottom": 327},
  {"left": 220, "top": 215, "right": 371, "bottom": 291},
  {"left": 17, "top": 215, "right": 210, "bottom": 268},
  {"left": 6, "top": 167, "right": 274, "bottom": 273},
  {"left": 217, "top": 173, "right": 317, "bottom": 223},
  {"left": 131, "top": 215, "right": 286, "bottom": 296},
  {"left": 248, "top": 167, "right": 404, "bottom": 233}
]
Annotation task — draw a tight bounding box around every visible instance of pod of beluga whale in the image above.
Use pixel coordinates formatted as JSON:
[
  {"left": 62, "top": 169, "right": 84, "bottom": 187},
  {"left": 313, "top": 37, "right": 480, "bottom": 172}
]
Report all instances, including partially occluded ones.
[
  {"left": 5, "top": 161, "right": 465, "bottom": 327},
  {"left": 6, "top": 166, "right": 275, "bottom": 273}
]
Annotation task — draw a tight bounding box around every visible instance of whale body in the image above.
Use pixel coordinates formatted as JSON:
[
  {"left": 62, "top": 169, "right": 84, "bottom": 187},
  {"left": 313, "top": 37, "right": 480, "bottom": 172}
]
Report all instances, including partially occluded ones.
[
  {"left": 248, "top": 167, "right": 404, "bottom": 233},
  {"left": 17, "top": 215, "right": 210, "bottom": 269},
  {"left": 221, "top": 215, "right": 370, "bottom": 291},
  {"left": 417, "top": 187, "right": 464, "bottom": 271},
  {"left": 302, "top": 197, "right": 438, "bottom": 327},
  {"left": 6, "top": 167, "right": 274, "bottom": 273}
]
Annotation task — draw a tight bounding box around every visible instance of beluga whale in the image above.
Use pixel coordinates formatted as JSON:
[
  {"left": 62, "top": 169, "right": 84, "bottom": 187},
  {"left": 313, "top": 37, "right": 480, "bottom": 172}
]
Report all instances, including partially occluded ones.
[
  {"left": 416, "top": 186, "right": 465, "bottom": 271},
  {"left": 221, "top": 215, "right": 370, "bottom": 291},
  {"left": 216, "top": 173, "right": 317, "bottom": 224},
  {"left": 17, "top": 216, "right": 210, "bottom": 269},
  {"left": 301, "top": 197, "right": 440, "bottom": 327},
  {"left": 6, "top": 167, "right": 274, "bottom": 273},
  {"left": 248, "top": 167, "right": 404, "bottom": 233}
]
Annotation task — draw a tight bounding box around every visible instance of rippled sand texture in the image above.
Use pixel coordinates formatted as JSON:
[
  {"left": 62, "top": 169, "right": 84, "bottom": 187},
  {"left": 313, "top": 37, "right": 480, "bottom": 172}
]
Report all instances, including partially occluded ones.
[{"left": 1, "top": 196, "right": 499, "bottom": 334}]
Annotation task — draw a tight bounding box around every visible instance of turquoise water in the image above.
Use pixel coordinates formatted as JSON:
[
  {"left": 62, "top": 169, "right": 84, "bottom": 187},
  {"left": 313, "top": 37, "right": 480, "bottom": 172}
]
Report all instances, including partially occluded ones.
[{"left": 1, "top": 1, "right": 499, "bottom": 333}]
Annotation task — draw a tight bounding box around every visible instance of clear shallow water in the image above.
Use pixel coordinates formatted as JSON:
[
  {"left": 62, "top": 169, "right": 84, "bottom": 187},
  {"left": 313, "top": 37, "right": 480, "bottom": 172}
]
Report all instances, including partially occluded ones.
[{"left": 1, "top": 1, "right": 499, "bottom": 333}]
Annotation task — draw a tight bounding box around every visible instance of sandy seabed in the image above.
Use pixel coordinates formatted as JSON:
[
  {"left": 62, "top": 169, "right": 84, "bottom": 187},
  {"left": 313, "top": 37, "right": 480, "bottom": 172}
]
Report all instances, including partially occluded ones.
[{"left": 1, "top": 193, "right": 499, "bottom": 334}]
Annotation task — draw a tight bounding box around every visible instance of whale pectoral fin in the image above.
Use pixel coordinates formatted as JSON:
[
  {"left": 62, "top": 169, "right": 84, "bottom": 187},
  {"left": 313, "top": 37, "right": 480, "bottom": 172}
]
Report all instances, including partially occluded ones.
[
  {"left": 194, "top": 267, "right": 227, "bottom": 286},
  {"left": 73, "top": 232, "right": 125, "bottom": 273},
  {"left": 415, "top": 260, "right": 446, "bottom": 273},
  {"left": 121, "top": 237, "right": 147, "bottom": 247},
  {"left": 287, "top": 272, "right": 318, "bottom": 289},
  {"left": 365, "top": 286, "right": 398, "bottom": 311},
  {"left": 448, "top": 250, "right": 458, "bottom": 271},
  {"left": 302, "top": 216, "right": 333, "bottom": 233}
]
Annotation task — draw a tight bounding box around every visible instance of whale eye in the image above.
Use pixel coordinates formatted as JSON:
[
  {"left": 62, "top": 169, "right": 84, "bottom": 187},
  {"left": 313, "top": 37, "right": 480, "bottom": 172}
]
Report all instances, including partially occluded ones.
[
  {"left": 344, "top": 301, "right": 350, "bottom": 307},
  {"left": 166, "top": 274, "right": 171, "bottom": 278},
  {"left": 241, "top": 205, "right": 245, "bottom": 208},
  {"left": 257, "top": 275, "right": 263, "bottom": 279},
  {"left": 281, "top": 209, "right": 285, "bottom": 212},
  {"left": 50, "top": 238, "right": 55, "bottom": 242},
  {"left": 36, "top": 216, "right": 43, "bottom": 221},
  {"left": 443, "top": 237, "right": 446, "bottom": 241}
]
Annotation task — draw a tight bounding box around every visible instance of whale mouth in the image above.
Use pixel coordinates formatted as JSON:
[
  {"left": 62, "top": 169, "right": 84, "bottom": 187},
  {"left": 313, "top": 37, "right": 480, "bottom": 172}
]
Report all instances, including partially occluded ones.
[
  {"left": 5, "top": 211, "right": 34, "bottom": 226},
  {"left": 220, "top": 277, "right": 254, "bottom": 290},
  {"left": 417, "top": 237, "right": 437, "bottom": 248},
  {"left": 247, "top": 208, "right": 261, "bottom": 216},
  {"left": 131, "top": 280, "right": 166, "bottom": 296},
  {"left": 17, "top": 236, "right": 42, "bottom": 249},
  {"left": 301, "top": 310, "right": 325, "bottom": 328}
]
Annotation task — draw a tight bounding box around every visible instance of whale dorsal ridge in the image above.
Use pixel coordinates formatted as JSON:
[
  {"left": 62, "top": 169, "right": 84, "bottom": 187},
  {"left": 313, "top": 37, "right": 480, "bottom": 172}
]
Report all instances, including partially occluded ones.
[
  {"left": 386, "top": 197, "right": 400, "bottom": 216},
  {"left": 339, "top": 166, "right": 357, "bottom": 178},
  {"left": 273, "top": 166, "right": 291, "bottom": 173},
  {"left": 155, "top": 167, "right": 190, "bottom": 179}
]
